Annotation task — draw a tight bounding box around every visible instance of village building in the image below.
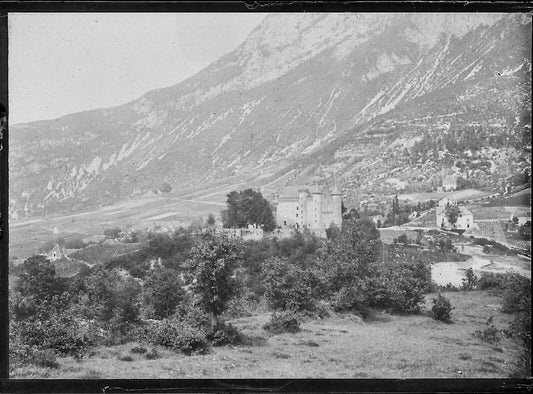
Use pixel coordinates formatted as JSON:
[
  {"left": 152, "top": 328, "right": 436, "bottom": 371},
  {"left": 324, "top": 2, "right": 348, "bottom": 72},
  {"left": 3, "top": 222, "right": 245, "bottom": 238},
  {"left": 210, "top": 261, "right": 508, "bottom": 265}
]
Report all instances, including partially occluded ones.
[
  {"left": 276, "top": 184, "right": 343, "bottom": 237},
  {"left": 442, "top": 175, "right": 459, "bottom": 192},
  {"left": 370, "top": 215, "right": 385, "bottom": 228},
  {"left": 217, "top": 224, "right": 264, "bottom": 241},
  {"left": 46, "top": 244, "right": 66, "bottom": 262},
  {"left": 436, "top": 197, "right": 474, "bottom": 230},
  {"left": 510, "top": 211, "right": 531, "bottom": 226}
]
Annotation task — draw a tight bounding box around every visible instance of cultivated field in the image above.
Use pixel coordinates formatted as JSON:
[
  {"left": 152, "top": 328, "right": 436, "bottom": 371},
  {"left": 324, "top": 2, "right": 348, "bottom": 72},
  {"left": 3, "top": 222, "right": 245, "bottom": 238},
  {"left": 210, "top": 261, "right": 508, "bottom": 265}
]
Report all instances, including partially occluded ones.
[
  {"left": 11, "top": 291, "right": 523, "bottom": 379},
  {"left": 9, "top": 193, "right": 226, "bottom": 260}
]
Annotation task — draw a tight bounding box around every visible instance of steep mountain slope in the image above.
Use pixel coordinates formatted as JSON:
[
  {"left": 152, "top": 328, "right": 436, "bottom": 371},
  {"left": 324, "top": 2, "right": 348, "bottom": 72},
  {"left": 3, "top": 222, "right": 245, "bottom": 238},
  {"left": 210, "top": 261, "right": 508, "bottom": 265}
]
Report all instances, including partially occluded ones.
[{"left": 9, "top": 13, "right": 531, "bottom": 219}]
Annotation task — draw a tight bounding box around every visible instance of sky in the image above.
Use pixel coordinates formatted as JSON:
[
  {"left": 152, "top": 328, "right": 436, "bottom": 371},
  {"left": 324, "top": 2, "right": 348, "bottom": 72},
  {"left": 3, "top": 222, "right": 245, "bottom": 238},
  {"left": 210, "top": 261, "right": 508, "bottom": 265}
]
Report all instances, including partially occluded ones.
[{"left": 8, "top": 13, "right": 267, "bottom": 125}]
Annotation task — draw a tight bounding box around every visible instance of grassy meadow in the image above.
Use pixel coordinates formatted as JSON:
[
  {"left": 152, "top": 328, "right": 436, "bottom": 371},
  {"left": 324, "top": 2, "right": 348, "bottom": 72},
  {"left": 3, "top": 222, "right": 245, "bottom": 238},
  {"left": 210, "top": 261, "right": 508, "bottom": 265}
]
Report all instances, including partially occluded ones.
[{"left": 11, "top": 290, "right": 523, "bottom": 379}]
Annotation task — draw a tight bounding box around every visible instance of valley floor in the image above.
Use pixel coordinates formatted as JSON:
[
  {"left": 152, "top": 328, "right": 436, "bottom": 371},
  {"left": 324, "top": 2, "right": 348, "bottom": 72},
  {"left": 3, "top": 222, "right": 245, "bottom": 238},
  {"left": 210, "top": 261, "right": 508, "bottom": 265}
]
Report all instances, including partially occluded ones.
[{"left": 11, "top": 290, "right": 523, "bottom": 379}]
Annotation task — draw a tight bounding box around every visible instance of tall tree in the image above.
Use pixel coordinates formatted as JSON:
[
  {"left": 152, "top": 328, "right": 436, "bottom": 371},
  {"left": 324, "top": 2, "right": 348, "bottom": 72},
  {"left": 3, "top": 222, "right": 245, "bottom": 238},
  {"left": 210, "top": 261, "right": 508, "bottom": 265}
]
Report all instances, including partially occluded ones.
[
  {"left": 207, "top": 213, "right": 216, "bottom": 226},
  {"left": 221, "top": 189, "right": 276, "bottom": 231},
  {"left": 318, "top": 218, "right": 380, "bottom": 293},
  {"left": 185, "top": 232, "right": 244, "bottom": 330},
  {"left": 144, "top": 267, "right": 186, "bottom": 319}
]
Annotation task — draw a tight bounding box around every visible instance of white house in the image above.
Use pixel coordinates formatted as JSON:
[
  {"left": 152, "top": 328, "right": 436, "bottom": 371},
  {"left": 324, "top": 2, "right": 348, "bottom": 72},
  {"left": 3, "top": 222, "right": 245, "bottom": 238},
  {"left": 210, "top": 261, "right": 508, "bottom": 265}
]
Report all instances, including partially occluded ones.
[
  {"left": 436, "top": 197, "right": 474, "bottom": 230},
  {"left": 46, "top": 244, "right": 66, "bottom": 262},
  {"left": 442, "top": 175, "right": 459, "bottom": 192},
  {"left": 510, "top": 212, "right": 531, "bottom": 226},
  {"left": 371, "top": 215, "right": 385, "bottom": 228}
]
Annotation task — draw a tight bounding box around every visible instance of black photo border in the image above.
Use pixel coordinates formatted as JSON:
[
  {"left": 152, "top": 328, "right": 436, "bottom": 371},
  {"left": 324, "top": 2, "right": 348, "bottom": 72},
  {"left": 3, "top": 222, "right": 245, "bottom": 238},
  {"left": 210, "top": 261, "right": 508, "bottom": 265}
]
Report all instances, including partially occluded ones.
[{"left": 0, "top": 1, "right": 531, "bottom": 392}]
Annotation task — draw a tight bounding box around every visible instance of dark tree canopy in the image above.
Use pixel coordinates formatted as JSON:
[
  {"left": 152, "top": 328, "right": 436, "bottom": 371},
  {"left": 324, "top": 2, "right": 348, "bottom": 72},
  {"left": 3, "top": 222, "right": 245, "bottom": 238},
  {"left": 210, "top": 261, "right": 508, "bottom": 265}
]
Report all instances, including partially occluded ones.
[
  {"left": 221, "top": 189, "right": 276, "bottom": 232},
  {"left": 445, "top": 204, "right": 461, "bottom": 225},
  {"left": 185, "top": 232, "right": 244, "bottom": 330}
]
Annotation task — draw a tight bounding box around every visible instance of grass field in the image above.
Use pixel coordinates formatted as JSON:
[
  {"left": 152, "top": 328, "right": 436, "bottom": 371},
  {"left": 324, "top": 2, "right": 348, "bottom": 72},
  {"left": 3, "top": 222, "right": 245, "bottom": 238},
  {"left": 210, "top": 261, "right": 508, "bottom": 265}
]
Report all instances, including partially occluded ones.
[
  {"left": 9, "top": 193, "right": 227, "bottom": 260},
  {"left": 11, "top": 290, "right": 524, "bottom": 379}
]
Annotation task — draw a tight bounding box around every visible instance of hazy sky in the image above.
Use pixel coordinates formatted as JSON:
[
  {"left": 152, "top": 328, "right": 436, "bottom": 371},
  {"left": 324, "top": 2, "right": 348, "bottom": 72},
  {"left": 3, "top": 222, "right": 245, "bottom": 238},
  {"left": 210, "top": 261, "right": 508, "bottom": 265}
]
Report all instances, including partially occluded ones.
[{"left": 8, "top": 13, "right": 267, "bottom": 125}]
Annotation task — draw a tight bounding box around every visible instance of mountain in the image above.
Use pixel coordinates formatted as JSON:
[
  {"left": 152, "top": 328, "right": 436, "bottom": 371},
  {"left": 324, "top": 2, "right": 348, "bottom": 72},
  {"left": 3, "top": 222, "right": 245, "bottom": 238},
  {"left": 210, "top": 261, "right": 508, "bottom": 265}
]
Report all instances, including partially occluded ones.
[{"left": 9, "top": 13, "right": 532, "bottom": 219}]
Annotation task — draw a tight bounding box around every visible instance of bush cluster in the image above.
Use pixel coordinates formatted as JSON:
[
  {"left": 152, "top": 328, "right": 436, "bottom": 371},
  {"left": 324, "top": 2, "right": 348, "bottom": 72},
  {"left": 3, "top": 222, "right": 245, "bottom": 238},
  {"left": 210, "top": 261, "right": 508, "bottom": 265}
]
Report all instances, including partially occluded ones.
[
  {"left": 145, "top": 318, "right": 209, "bottom": 356},
  {"left": 262, "top": 257, "right": 317, "bottom": 312},
  {"left": 12, "top": 314, "right": 92, "bottom": 360},
  {"left": 208, "top": 322, "right": 242, "bottom": 346},
  {"left": 477, "top": 272, "right": 507, "bottom": 290},
  {"left": 263, "top": 311, "right": 301, "bottom": 334},
  {"left": 365, "top": 261, "right": 429, "bottom": 314},
  {"left": 431, "top": 294, "right": 453, "bottom": 322},
  {"left": 474, "top": 316, "right": 500, "bottom": 343},
  {"left": 331, "top": 282, "right": 367, "bottom": 314}
]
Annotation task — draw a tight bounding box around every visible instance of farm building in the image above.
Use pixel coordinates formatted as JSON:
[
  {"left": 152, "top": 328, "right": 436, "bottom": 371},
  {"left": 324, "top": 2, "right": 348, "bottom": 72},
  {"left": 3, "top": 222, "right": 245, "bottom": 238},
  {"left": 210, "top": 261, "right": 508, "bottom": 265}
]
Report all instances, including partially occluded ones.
[
  {"left": 442, "top": 175, "right": 459, "bottom": 192},
  {"left": 436, "top": 197, "right": 474, "bottom": 230}
]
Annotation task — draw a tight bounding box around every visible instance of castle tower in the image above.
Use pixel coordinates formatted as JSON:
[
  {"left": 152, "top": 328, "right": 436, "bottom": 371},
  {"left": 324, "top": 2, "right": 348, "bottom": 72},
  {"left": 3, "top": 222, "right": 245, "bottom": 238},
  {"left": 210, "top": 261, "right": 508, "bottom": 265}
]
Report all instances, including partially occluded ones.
[
  {"left": 331, "top": 184, "right": 343, "bottom": 227},
  {"left": 298, "top": 189, "right": 308, "bottom": 230},
  {"left": 310, "top": 184, "right": 323, "bottom": 229}
]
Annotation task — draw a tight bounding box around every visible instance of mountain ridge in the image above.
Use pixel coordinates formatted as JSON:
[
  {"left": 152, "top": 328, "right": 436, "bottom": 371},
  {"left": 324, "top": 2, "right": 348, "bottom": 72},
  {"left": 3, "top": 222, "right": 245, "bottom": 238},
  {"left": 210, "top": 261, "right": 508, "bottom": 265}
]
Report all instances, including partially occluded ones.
[{"left": 9, "top": 13, "right": 531, "bottom": 219}]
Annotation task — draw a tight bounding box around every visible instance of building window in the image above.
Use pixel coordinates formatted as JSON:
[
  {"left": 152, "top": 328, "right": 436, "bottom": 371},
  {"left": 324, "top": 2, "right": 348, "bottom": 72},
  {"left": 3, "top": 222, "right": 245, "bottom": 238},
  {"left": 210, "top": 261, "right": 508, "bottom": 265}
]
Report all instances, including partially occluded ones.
[{"left": 296, "top": 214, "right": 298, "bottom": 218}]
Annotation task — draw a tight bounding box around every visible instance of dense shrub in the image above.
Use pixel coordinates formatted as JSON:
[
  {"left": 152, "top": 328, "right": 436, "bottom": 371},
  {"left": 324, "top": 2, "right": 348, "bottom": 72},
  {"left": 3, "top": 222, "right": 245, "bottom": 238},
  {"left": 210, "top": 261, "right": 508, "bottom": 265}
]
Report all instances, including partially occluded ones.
[
  {"left": 365, "top": 261, "right": 429, "bottom": 314},
  {"left": 175, "top": 304, "right": 212, "bottom": 332},
  {"left": 500, "top": 274, "right": 531, "bottom": 377},
  {"left": 263, "top": 311, "right": 301, "bottom": 334},
  {"left": 397, "top": 234, "right": 409, "bottom": 245},
  {"left": 478, "top": 272, "right": 507, "bottom": 290},
  {"left": 130, "top": 346, "right": 147, "bottom": 354},
  {"left": 223, "top": 292, "right": 269, "bottom": 319},
  {"left": 331, "top": 282, "right": 367, "bottom": 314},
  {"left": 10, "top": 342, "right": 59, "bottom": 370},
  {"left": 461, "top": 268, "right": 479, "bottom": 291},
  {"left": 474, "top": 316, "right": 500, "bottom": 343},
  {"left": 117, "top": 354, "right": 134, "bottom": 362},
  {"left": 431, "top": 293, "right": 454, "bottom": 322},
  {"left": 500, "top": 273, "right": 531, "bottom": 314},
  {"left": 262, "top": 257, "right": 317, "bottom": 311},
  {"left": 146, "top": 318, "right": 209, "bottom": 355},
  {"left": 144, "top": 348, "right": 159, "bottom": 360},
  {"left": 317, "top": 219, "right": 380, "bottom": 293},
  {"left": 12, "top": 313, "right": 92, "bottom": 360},
  {"left": 208, "top": 322, "right": 243, "bottom": 346}
]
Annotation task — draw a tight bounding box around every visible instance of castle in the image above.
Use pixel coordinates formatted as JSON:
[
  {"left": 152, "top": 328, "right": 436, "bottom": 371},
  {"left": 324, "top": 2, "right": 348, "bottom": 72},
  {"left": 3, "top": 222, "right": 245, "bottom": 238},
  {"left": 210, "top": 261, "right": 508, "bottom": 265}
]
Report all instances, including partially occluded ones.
[{"left": 276, "top": 185, "right": 342, "bottom": 237}]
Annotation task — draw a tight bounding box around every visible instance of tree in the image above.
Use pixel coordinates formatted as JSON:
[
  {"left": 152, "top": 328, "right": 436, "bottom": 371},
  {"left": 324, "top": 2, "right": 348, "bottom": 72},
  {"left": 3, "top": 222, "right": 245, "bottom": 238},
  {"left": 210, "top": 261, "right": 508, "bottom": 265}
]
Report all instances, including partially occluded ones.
[
  {"left": 221, "top": 189, "right": 276, "bottom": 231},
  {"left": 318, "top": 219, "right": 380, "bottom": 293},
  {"left": 71, "top": 267, "right": 141, "bottom": 331},
  {"left": 144, "top": 267, "right": 186, "bottom": 319},
  {"left": 262, "top": 256, "right": 316, "bottom": 311},
  {"left": 185, "top": 232, "right": 244, "bottom": 330},
  {"left": 392, "top": 195, "right": 400, "bottom": 226},
  {"left": 12, "top": 255, "right": 68, "bottom": 320},
  {"left": 207, "top": 213, "right": 216, "bottom": 226},
  {"left": 445, "top": 204, "right": 461, "bottom": 225}
]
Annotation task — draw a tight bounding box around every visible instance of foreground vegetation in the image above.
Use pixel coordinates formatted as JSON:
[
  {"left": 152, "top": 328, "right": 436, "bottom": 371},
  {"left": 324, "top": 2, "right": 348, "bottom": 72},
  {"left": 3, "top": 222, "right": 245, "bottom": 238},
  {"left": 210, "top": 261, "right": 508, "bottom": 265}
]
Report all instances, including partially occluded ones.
[
  {"left": 9, "top": 219, "right": 531, "bottom": 378},
  {"left": 10, "top": 291, "right": 525, "bottom": 379}
]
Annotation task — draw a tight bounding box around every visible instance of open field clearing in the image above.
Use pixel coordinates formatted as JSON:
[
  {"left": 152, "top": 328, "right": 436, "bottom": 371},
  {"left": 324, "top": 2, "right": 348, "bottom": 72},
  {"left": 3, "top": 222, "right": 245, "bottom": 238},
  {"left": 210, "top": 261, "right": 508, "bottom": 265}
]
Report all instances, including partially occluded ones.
[
  {"left": 9, "top": 192, "right": 227, "bottom": 260},
  {"left": 431, "top": 244, "right": 531, "bottom": 287},
  {"left": 11, "top": 291, "right": 523, "bottom": 379}
]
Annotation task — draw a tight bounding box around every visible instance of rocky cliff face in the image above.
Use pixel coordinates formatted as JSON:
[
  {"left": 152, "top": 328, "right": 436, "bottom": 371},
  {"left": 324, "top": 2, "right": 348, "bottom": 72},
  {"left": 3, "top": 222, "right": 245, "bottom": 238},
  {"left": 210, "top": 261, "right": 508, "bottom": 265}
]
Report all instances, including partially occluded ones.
[{"left": 9, "top": 13, "right": 531, "bottom": 218}]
